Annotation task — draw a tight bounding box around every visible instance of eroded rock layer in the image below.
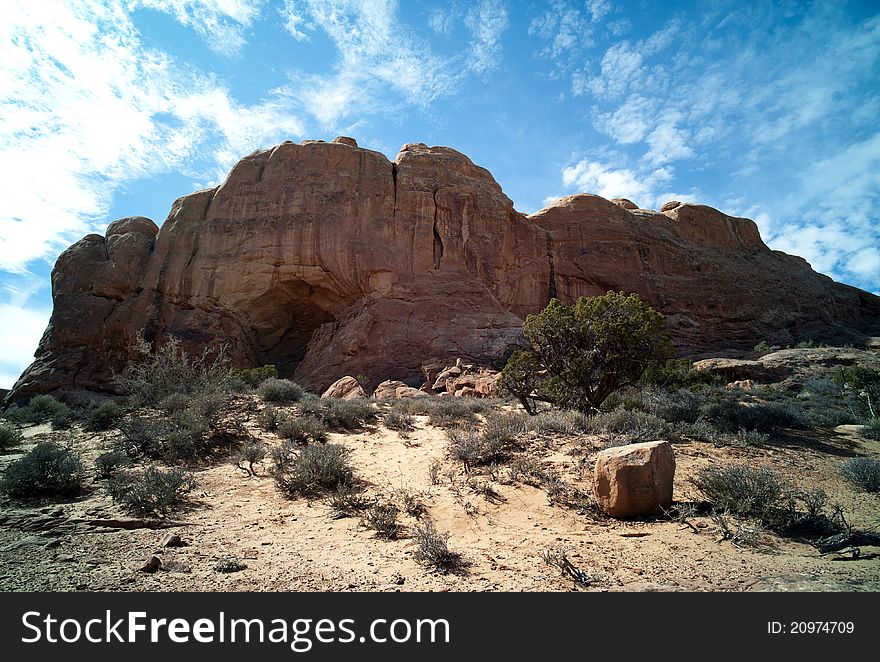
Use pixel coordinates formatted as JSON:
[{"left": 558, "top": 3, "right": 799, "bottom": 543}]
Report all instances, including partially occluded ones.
[{"left": 7, "top": 138, "right": 880, "bottom": 402}]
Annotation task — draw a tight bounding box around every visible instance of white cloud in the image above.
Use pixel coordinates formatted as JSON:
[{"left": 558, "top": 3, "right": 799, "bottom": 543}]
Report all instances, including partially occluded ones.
[
  {"left": 136, "top": 0, "right": 263, "bottom": 55},
  {"left": 0, "top": 0, "right": 306, "bottom": 273},
  {"left": 464, "top": 0, "right": 510, "bottom": 74},
  {"left": 849, "top": 247, "right": 880, "bottom": 279},
  {"left": 645, "top": 120, "right": 694, "bottom": 165},
  {"left": 576, "top": 42, "right": 643, "bottom": 98},
  {"left": 595, "top": 95, "right": 654, "bottom": 143},
  {"left": 277, "top": 0, "right": 458, "bottom": 126},
  {"left": 0, "top": 302, "right": 51, "bottom": 389},
  {"left": 586, "top": 0, "right": 611, "bottom": 23},
  {"left": 279, "top": 0, "right": 310, "bottom": 40},
  {"left": 561, "top": 159, "right": 672, "bottom": 207},
  {"left": 529, "top": 2, "right": 593, "bottom": 60},
  {"left": 428, "top": 6, "right": 455, "bottom": 34}
]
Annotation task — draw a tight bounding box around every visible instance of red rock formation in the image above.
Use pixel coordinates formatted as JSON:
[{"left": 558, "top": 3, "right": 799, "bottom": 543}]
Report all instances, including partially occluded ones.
[{"left": 6, "top": 138, "right": 880, "bottom": 403}]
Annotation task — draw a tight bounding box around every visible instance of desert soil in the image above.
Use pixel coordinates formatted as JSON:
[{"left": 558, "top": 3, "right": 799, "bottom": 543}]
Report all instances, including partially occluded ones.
[{"left": 1, "top": 399, "right": 878, "bottom": 592}]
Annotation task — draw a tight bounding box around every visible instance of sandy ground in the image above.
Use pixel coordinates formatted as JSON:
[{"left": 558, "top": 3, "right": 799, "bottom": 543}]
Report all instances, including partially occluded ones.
[{"left": 1, "top": 400, "right": 878, "bottom": 592}]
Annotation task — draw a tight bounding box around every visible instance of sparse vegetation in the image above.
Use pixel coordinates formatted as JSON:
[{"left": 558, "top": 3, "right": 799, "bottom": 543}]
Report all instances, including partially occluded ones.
[
  {"left": 838, "top": 457, "right": 880, "bottom": 493},
  {"left": 273, "top": 443, "right": 354, "bottom": 497},
  {"left": 231, "top": 365, "right": 278, "bottom": 388},
  {"left": 585, "top": 407, "right": 667, "bottom": 442},
  {"left": 297, "top": 397, "right": 376, "bottom": 430},
  {"left": 525, "top": 409, "right": 590, "bottom": 435},
  {"left": 1, "top": 442, "right": 85, "bottom": 500},
  {"left": 82, "top": 401, "right": 125, "bottom": 432},
  {"left": 6, "top": 394, "right": 74, "bottom": 429},
  {"left": 278, "top": 415, "right": 329, "bottom": 444},
  {"left": 383, "top": 409, "right": 415, "bottom": 431},
  {"left": 258, "top": 378, "right": 305, "bottom": 403},
  {"left": 0, "top": 421, "right": 23, "bottom": 450},
  {"left": 328, "top": 486, "right": 371, "bottom": 517},
  {"left": 94, "top": 450, "right": 130, "bottom": 478},
  {"left": 114, "top": 333, "right": 232, "bottom": 407},
  {"left": 693, "top": 464, "right": 785, "bottom": 521},
  {"left": 361, "top": 500, "right": 402, "bottom": 539},
  {"left": 258, "top": 406, "right": 284, "bottom": 432},
  {"left": 108, "top": 465, "right": 197, "bottom": 516},
  {"left": 412, "top": 520, "right": 465, "bottom": 574},
  {"left": 236, "top": 440, "right": 266, "bottom": 476}
]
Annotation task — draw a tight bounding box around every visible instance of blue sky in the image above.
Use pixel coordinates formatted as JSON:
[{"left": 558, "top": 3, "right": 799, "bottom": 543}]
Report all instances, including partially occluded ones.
[{"left": 1, "top": 0, "right": 879, "bottom": 388}]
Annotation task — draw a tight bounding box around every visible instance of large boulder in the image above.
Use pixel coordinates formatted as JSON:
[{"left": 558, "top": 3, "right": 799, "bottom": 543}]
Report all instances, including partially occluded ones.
[
  {"left": 321, "top": 376, "right": 366, "bottom": 400},
  {"left": 593, "top": 441, "right": 675, "bottom": 519}
]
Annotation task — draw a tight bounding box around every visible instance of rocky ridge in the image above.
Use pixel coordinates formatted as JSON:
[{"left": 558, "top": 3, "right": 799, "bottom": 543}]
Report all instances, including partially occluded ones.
[{"left": 7, "top": 137, "right": 880, "bottom": 403}]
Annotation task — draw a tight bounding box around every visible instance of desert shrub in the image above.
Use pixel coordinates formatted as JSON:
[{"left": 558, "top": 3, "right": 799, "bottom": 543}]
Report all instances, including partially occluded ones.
[
  {"left": 236, "top": 440, "right": 266, "bottom": 476},
  {"left": 861, "top": 418, "right": 880, "bottom": 440},
  {"left": 834, "top": 366, "right": 880, "bottom": 418},
  {"left": 115, "top": 409, "right": 211, "bottom": 463},
  {"left": 258, "top": 378, "right": 305, "bottom": 403},
  {"left": 586, "top": 407, "right": 667, "bottom": 442},
  {"left": 426, "top": 398, "right": 481, "bottom": 428},
  {"left": 446, "top": 422, "right": 517, "bottom": 470},
  {"left": 1, "top": 442, "right": 85, "bottom": 500},
  {"left": 483, "top": 411, "right": 527, "bottom": 445},
  {"left": 838, "top": 457, "right": 880, "bottom": 493},
  {"left": 273, "top": 443, "right": 354, "bottom": 497},
  {"left": 634, "top": 386, "right": 703, "bottom": 424},
  {"left": 753, "top": 341, "right": 781, "bottom": 355},
  {"left": 258, "top": 406, "right": 285, "bottom": 433},
  {"left": 297, "top": 397, "right": 375, "bottom": 430},
  {"left": 108, "top": 465, "right": 197, "bottom": 516},
  {"left": 83, "top": 402, "right": 125, "bottom": 432},
  {"left": 7, "top": 394, "right": 74, "bottom": 429},
  {"left": 94, "top": 450, "right": 130, "bottom": 478},
  {"left": 447, "top": 428, "right": 483, "bottom": 471},
  {"left": 231, "top": 365, "right": 278, "bottom": 388},
  {"left": 525, "top": 409, "right": 590, "bottom": 435},
  {"left": 278, "top": 415, "right": 329, "bottom": 444},
  {"left": 0, "top": 422, "right": 23, "bottom": 450},
  {"left": 328, "top": 486, "right": 371, "bottom": 517},
  {"left": 499, "top": 292, "right": 672, "bottom": 414},
  {"left": 699, "top": 398, "right": 801, "bottom": 432},
  {"left": 693, "top": 464, "right": 785, "bottom": 521},
  {"left": 361, "top": 501, "right": 402, "bottom": 539},
  {"left": 670, "top": 417, "right": 723, "bottom": 443},
  {"left": 158, "top": 392, "right": 189, "bottom": 414},
  {"left": 383, "top": 409, "right": 415, "bottom": 432},
  {"left": 412, "top": 520, "right": 465, "bottom": 573},
  {"left": 114, "top": 333, "right": 232, "bottom": 407},
  {"left": 428, "top": 459, "right": 442, "bottom": 485},
  {"left": 639, "top": 358, "right": 718, "bottom": 389}
]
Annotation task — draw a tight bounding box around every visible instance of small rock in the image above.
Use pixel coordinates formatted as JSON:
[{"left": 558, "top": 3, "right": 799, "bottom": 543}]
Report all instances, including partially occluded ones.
[
  {"left": 160, "top": 533, "right": 184, "bottom": 548},
  {"left": 139, "top": 556, "right": 162, "bottom": 573},
  {"left": 214, "top": 557, "right": 247, "bottom": 573}
]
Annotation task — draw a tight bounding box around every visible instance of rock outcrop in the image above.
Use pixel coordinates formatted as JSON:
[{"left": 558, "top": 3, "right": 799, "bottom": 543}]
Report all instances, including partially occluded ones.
[
  {"left": 6, "top": 137, "right": 880, "bottom": 404},
  {"left": 321, "top": 376, "right": 366, "bottom": 400}
]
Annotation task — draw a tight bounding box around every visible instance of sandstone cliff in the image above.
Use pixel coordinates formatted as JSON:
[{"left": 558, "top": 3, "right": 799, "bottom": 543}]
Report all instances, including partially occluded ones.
[{"left": 7, "top": 138, "right": 880, "bottom": 403}]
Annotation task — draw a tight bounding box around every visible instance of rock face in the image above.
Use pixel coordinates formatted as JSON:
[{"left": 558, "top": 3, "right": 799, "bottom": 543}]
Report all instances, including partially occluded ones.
[
  {"left": 593, "top": 441, "right": 676, "bottom": 519},
  {"left": 6, "top": 137, "right": 880, "bottom": 403}
]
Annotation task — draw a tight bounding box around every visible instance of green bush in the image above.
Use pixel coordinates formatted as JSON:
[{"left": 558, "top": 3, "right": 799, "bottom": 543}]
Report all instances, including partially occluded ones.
[
  {"left": 383, "top": 409, "right": 415, "bottom": 432},
  {"left": 586, "top": 407, "right": 667, "bottom": 442},
  {"left": 0, "top": 422, "right": 23, "bottom": 450},
  {"left": 838, "top": 457, "right": 880, "bottom": 492},
  {"left": 862, "top": 418, "right": 880, "bottom": 440},
  {"left": 115, "top": 408, "right": 211, "bottom": 463},
  {"left": 7, "top": 394, "right": 74, "bottom": 429},
  {"left": 482, "top": 412, "right": 527, "bottom": 447},
  {"left": 278, "top": 415, "right": 328, "bottom": 444},
  {"left": 699, "top": 398, "right": 801, "bottom": 432},
  {"left": 639, "top": 359, "right": 718, "bottom": 389},
  {"left": 446, "top": 422, "right": 519, "bottom": 470},
  {"left": 258, "top": 378, "right": 305, "bottom": 403},
  {"left": 83, "top": 402, "right": 125, "bottom": 432},
  {"left": 297, "top": 397, "right": 375, "bottom": 430},
  {"left": 231, "top": 365, "right": 278, "bottom": 388},
  {"left": 236, "top": 440, "right": 266, "bottom": 476},
  {"left": 258, "top": 406, "right": 285, "bottom": 432},
  {"left": 94, "top": 450, "right": 130, "bottom": 478},
  {"left": 525, "top": 409, "right": 590, "bottom": 435},
  {"left": 1, "top": 442, "right": 85, "bottom": 500},
  {"left": 499, "top": 292, "right": 672, "bottom": 413},
  {"left": 361, "top": 501, "right": 402, "bottom": 539},
  {"left": 693, "top": 464, "right": 785, "bottom": 521},
  {"left": 273, "top": 443, "right": 354, "bottom": 496},
  {"left": 108, "top": 465, "right": 197, "bottom": 516},
  {"left": 633, "top": 386, "right": 703, "bottom": 424}
]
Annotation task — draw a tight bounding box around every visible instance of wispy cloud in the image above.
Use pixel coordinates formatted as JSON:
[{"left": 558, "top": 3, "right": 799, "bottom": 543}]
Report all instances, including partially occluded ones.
[
  {"left": 136, "top": 0, "right": 264, "bottom": 56},
  {"left": 464, "top": 0, "right": 510, "bottom": 75},
  {"left": 0, "top": 0, "right": 305, "bottom": 273},
  {"left": 277, "top": 0, "right": 459, "bottom": 126},
  {"left": 561, "top": 159, "right": 677, "bottom": 209}
]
